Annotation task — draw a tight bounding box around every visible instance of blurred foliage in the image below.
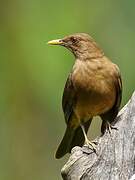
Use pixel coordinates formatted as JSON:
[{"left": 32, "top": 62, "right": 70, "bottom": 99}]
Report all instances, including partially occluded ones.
[{"left": 0, "top": 0, "right": 135, "bottom": 179}]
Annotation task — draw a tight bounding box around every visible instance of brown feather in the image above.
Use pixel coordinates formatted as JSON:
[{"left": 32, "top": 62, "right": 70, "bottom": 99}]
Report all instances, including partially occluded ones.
[{"left": 49, "top": 33, "right": 122, "bottom": 158}]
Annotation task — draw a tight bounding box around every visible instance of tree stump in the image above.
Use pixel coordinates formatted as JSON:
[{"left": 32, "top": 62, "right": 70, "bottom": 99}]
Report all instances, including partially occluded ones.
[{"left": 61, "top": 92, "right": 135, "bottom": 180}]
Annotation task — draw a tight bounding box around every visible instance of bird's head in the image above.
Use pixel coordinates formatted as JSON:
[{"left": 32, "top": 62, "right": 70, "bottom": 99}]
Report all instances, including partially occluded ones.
[{"left": 48, "top": 33, "right": 104, "bottom": 59}]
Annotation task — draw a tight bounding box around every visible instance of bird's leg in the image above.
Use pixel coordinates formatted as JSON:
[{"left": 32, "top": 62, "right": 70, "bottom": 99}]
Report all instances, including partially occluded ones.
[{"left": 80, "top": 124, "right": 97, "bottom": 152}]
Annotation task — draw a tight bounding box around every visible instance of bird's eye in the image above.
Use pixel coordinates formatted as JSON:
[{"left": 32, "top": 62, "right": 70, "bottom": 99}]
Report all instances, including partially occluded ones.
[{"left": 71, "top": 37, "right": 77, "bottom": 44}]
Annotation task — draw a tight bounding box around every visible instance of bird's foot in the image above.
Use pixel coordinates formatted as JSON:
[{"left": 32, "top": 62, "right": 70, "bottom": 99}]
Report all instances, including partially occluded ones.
[
  {"left": 85, "top": 139, "right": 97, "bottom": 153},
  {"left": 80, "top": 123, "right": 97, "bottom": 153},
  {"left": 92, "top": 140, "right": 98, "bottom": 145},
  {"left": 105, "top": 121, "right": 118, "bottom": 134}
]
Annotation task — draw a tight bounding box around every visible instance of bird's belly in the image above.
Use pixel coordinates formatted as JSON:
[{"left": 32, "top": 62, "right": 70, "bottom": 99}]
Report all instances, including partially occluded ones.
[{"left": 74, "top": 90, "right": 115, "bottom": 121}]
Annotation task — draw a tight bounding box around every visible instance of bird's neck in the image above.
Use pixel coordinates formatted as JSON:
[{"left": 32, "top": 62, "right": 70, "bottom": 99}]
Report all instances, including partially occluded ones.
[
  {"left": 77, "top": 51, "right": 104, "bottom": 60},
  {"left": 73, "top": 45, "right": 104, "bottom": 60}
]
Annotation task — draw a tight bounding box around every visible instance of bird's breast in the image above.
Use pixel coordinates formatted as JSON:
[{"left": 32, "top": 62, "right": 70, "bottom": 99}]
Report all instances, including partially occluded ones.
[
  {"left": 72, "top": 60, "right": 106, "bottom": 92},
  {"left": 72, "top": 60, "right": 116, "bottom": 120}
]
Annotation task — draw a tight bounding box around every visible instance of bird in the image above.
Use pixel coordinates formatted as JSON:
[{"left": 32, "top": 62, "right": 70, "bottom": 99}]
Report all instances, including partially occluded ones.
[{"left": 48, "top": 33, "right": 122, "bottom": 159}]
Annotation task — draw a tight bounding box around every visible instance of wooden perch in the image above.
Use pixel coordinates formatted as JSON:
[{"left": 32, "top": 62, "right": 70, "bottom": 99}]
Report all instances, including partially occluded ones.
[{"left": 61, "top": 92, "right": 135, "bottom": 180}]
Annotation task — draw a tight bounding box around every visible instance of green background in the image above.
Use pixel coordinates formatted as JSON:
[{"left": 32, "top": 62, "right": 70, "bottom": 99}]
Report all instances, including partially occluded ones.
[{"left": 0, "top": 0, "right": 135, "bottom": 179}]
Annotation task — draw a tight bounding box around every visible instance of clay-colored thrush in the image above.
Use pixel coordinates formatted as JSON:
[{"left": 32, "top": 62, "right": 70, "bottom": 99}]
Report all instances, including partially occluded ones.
[{"left": 48, "top": 33, "right": 122, "bottom": 159}]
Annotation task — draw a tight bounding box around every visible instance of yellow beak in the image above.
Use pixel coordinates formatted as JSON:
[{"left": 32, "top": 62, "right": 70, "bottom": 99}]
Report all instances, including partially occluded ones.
[{"left": 47, "top": 39, "right": 63, "bottom": 45}]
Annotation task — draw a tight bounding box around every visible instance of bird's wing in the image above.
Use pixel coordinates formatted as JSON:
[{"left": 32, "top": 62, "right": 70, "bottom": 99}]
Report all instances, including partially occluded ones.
[
  {"left": 100, "top": 64, "right": 122, "bottom": 133},
  {"left": 62, "top": 73, "right": 76, "bottom": 124},
  {"left": 113, "top": 64, "right": 122, "bottom": 112},
  {"left": 104, "top": 64, "right": 122, "bottom": 121}
]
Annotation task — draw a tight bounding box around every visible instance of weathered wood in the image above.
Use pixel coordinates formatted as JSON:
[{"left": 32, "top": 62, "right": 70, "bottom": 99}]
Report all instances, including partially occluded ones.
[{"left": 61, "top": 92, "right": 135, "bottom": 180}]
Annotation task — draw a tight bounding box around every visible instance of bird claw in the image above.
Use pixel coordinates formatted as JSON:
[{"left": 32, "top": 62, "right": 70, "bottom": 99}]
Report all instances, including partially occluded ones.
[
  {"left": 92, "top": 140, "right": 98, "bottom": 145},
  {"left": 106, "top": 122, "right": 118, "bottom": 134},
  {"left": 85, "top": 139, "right": 97, "bottom": 152}
]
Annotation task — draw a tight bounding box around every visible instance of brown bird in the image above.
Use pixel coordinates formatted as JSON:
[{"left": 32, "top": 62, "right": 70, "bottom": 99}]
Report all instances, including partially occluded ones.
[{"left": 48, "top": 33, "right": 122, "bottom": 159}]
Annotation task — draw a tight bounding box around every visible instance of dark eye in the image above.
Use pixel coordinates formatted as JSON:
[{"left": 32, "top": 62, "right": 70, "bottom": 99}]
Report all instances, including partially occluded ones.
[{"left": 71, "top": 37, "right": 77, "bottom": 44}]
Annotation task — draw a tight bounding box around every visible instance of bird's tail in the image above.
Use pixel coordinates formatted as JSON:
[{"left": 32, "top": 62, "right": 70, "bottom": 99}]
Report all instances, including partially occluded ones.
[
  {"left": 55, "top": 119, "right": 92, "bottom": 159},
  {"left": 55, "top": 125, "right": 75, "bottom": 159}
]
